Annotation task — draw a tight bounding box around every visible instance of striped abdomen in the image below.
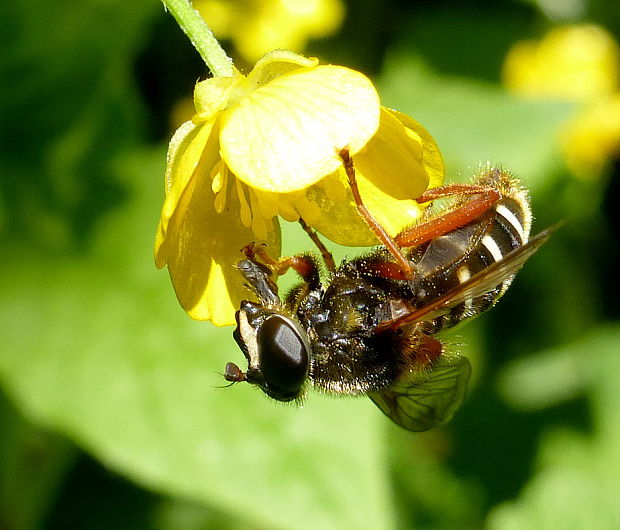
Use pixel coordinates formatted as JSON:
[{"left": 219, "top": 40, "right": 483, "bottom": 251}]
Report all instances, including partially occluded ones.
[{"left": 412, "top": 172, "right": 532, "bottom": 332}]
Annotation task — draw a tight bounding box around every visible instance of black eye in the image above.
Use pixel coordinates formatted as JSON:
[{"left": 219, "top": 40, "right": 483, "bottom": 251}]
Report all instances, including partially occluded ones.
[{"left": 257, "top": 315, "right": 310, "bottom": 397}]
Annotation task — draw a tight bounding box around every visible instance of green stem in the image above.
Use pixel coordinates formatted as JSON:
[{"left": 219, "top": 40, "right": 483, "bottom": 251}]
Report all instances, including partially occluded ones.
[{"left": 161, "top": 0, "right": 233, "bottom": 76}]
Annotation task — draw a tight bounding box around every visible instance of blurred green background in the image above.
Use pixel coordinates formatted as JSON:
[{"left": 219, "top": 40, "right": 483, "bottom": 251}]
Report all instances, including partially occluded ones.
[{"left": 2, "top": 0, "right": 620, "bottom": 528}]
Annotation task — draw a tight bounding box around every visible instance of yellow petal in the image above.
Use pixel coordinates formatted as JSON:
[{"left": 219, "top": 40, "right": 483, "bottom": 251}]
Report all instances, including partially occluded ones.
[
  {"left": 308, "top": 166, "right": 430, "bottom": 247},
  {"left": 307, "top": 109, "right": 444, "bottom": 246},
  {"left": 354, "top": 108, "right": 429, "bottom": 200},
  {"left": 384, "top": 108, "right": 445, "bottom": 192},
  {"left": 245, "top": 50, "right": 319, "bottom": 88},
  {"left": 356, "top": 110, "right": 444, "bottom": 238},
  {"left": 156, "top": 119, "right": 215, "bottom": 267},
  {"left": 161, "top": 158, "right": 281, "bottom": 326},
  {"left": 356, "top": 179, "right": 428, "bottom": 242},
  {"left": 305, "top": 175, "right": 377, "bottom": 246},
  {"left": 220, "top": 65, "right": 380, "bottom": 193}
]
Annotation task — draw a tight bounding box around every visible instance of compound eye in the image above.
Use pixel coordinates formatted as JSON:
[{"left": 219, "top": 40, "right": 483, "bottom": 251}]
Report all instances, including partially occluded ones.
[{"left": 256, "top": 315, "right": 310, "bottom": 396}]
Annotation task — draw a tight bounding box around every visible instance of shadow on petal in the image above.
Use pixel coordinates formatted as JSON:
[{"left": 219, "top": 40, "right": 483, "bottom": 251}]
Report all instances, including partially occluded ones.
[{"left": 306, "top": 180, "right": 377, "bottom": 247}]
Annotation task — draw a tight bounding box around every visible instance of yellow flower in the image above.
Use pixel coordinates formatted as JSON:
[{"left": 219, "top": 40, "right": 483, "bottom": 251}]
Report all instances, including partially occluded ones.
[
  {"left": 560, "top": 94, "right": 620, "bottom": 176},
  {"left": 155, "top": 50, "right": 443, "bottom": 325},
  {"left": 195, "top": 0, "right": 345, "bottom": 63},
  {"left": 502, "top": 24, "right": 620, "bottom": 177},
  {"left": 502, "top": 24, "right": 619, "bottom": 101}
]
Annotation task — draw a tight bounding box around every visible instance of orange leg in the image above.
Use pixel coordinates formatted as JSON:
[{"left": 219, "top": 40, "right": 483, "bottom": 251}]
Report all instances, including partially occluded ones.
[
  {"left": 242, "top": 243, "right": 320, "bottom": 287},
  {"left": 395, "top": 186, "right": 501, "bottom": 248},
  {"left": 414, "top": 183, "right": 496, "bottom": 203},
  {"left": 298, "top": 218, "right": 336, "bottom": 273},
  {"left": 339, "top": 148, "right": 414, "bottom": 279}
]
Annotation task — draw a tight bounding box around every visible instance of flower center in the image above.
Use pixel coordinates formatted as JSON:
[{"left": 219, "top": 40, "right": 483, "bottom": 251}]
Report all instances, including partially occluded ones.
[{"left": 209, "top": 161, "right": 348, "bottom": 241}]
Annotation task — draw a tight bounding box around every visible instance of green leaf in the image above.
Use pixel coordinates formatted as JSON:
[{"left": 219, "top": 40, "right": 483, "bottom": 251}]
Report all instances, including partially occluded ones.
[
  {"left": 0, "top": 392, "right": 76, "bottom": 530},
  {"left": 0, "top": 0, "right": 158, "bottom": 247},
  {"left": 488, "top": 467, "right": 620, "bottom": 530},
  {"left": 0, "top": 148, "right": 393, "bottom": 529},
  {"left": 489, "top": 325, "right": 620, "bottom": 528}
]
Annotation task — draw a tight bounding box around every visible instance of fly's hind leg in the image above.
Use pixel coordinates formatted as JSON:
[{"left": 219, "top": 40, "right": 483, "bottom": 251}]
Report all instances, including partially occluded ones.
[
  {"left": 394, "top": 183, "right": 501, "bottom": 249},
  {"left": 338, "top": 147, "right": 504, "bottom": 280}
]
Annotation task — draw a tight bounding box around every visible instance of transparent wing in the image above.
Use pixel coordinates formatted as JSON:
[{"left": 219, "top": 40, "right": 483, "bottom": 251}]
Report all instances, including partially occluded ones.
[
  {"left": 377, "top": 227, "right": 553, "bottom": 332},
  {"left": 368, "top": 355, "right": 472, "bottom": 432}
]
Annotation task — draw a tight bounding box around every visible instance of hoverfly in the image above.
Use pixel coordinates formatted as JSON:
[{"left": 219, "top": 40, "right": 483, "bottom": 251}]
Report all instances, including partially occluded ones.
[{"left": 225, "top": 150, "right": 552, "bottom": 431}]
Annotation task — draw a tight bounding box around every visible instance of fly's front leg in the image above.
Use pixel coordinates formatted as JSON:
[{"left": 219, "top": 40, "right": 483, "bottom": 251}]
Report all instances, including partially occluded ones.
[
  {"left": 237, "top": 245, "right": 280, "bottom": 305},
  {"left": 241, "top": 243, "right": 321, "bottom": 314},
  {"left": 242, "top": 243, "right": 321, "bottom": 290}
]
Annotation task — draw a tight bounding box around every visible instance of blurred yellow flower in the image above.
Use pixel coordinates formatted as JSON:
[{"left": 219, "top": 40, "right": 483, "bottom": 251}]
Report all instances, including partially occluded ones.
[
  {"left": 502, "top": 24, "right": 620, "bottom": 176},
  {"left": 560, "top": 94, "right": 620, "bottom": 176},
  {"left": 503, "top": 24, "right": 619, "bottom": 101},
  {"left": 155, "top": 50, "right": 443, "bottom": 325},
  {"left": 195, "top": 0, "right": 345, "bottom": 63}
]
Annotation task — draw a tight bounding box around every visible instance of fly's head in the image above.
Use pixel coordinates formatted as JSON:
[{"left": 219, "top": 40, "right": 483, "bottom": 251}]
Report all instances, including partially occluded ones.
[
  {"left": 228, "top": 301, "right": 312, "bottom": 402},
  {"left": 225, "top": 257, "right": 312, "bottom": 402}
]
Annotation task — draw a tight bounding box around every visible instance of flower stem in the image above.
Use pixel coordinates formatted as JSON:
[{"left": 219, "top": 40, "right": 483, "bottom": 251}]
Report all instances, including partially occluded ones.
[{"left": 161, "top": 0, "right": 233, "bottom": 77}]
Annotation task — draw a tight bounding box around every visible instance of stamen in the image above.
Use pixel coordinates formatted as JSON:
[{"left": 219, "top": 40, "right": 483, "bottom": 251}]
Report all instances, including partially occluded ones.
[
  {"left": 252, "top": 188, "right": 279, "bottom": 219},
  {"left": 317, "top": 169, "right": 347, "bottom": 202},
  {"left": 210, "top": 160, "right": 224, "bottom": 193},
  {"left": 236, "top": 178, "right": 252, "bottom": 227},
  {"left": 250, "top": 192, "right": 269, "bottom": 240},
  {"left": 212, "top": 164, "right": 229, "bottom": 214},
  {"left": 277, "top": 198, "right": 299, "bottom": 222},
  {"left": 214, "top": 186, "right": 227, "bottom": 213},
  {"left": 251, "top": 213, "right": 268, "bottom": 241},
  {"left": 295, "top": 195, "right": 321, "bottom": 225}
]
